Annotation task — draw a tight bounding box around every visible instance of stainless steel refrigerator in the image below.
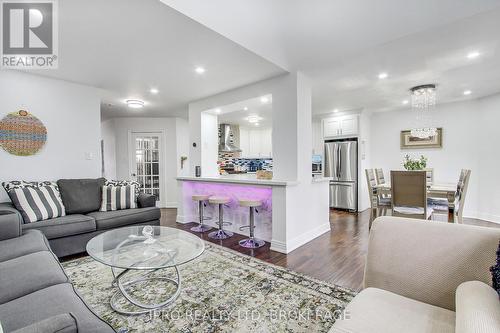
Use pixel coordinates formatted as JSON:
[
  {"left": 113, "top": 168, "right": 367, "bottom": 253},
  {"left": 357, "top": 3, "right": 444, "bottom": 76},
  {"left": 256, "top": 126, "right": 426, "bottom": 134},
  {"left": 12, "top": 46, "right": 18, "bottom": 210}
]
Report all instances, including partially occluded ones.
[{"left": 324, "top": 140, "right": 358, "bottom": 211}]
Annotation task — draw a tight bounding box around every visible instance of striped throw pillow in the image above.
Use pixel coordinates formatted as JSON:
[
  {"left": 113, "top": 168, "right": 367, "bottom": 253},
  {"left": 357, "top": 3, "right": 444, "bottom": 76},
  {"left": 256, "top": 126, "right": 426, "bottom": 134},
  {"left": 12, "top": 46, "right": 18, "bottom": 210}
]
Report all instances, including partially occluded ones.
[
  {"left": 8, "top": 185, "right": 66, "bottom": 223},
  {"left": 100, "top": 185, "right": 137, "bottom": 212}
]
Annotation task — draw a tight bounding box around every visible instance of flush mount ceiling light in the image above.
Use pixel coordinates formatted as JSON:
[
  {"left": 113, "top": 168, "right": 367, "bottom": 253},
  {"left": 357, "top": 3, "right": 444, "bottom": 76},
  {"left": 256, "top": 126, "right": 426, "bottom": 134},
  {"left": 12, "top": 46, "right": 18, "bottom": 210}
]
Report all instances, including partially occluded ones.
[
  {"left": 332, "top": 109, "right": 339, "bottom": 113},
  {"left": 247, "top": 114, "right": 263, "bottom": 123},
  {"left": 410, "top": 84, "right": 437, "bottom": 139},
  {"left": 378, "top": 72, "right": 388, "bottom": 80},
  {"left": 467, "top": 51, "right": 480, "bottom": 59},
  {"left": 126, "top": 99, "right": 145, "bottom": 109},
  {"left": 260, "top": 96, "right": 270, "bottom": 104},
  {"left": 214, "top": 108, "right": 221, "bottom": 114},
  {"left": 463, "top": 90, "right": 472, "bottom": 96},
  {"left": 402, "top": 100, "right": 409, "bottom": 105},
  {"left": 150, "top": 88, "right": 159, "bottom": 94},
  {"left": 195, "top": 66, "right": 206, "bottom": 74},
  {"left": 243, "top": 107, "right": 248, "bottom": 111}
]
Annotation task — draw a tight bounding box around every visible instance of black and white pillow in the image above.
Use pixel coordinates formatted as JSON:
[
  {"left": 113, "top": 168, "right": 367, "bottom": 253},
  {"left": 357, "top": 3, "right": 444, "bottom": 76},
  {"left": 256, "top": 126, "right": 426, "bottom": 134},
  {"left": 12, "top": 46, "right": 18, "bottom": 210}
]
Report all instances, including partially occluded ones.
[
  {"left": 100, "top": 185, "right": 137, "bottom": 212},
  {"left": 105, "top": 180, "right": 141, "bottom": 196},
  {"left": 5, "top": 184, "right": 66, "bottom": 223}
]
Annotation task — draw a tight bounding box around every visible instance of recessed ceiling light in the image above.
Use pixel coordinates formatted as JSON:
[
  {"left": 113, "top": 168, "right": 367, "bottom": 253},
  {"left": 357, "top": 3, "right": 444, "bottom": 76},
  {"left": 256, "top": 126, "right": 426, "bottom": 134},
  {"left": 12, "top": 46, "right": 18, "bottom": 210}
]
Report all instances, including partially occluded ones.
[
  {"left": 126, "top": 99, "right": 145, "bottom": 109},
  {"left": 333, "top": 109, "right": 339, "bottom": 113},
  {"left": 260, "top": 96, "right": 269, "bottom": 104},
  {"left": 254, "top": 123, "right": 260, "bottom": 127},
  {"left": 463, "top": 90, "right": 472, "bottom": 96},
  {"left": 195, "top": 66, "right": 205, "bottom": 74},
  {"left": 243, "top": 107, "right": 248, "bottom": 111},
  {"left": 402, "top": 100, "right": 409, "bottom": 105},
  {"left": 467, "top": 51, "right": 480, "bottom": 59},
  {"left": 150, "top": 88, "right": 159, "bottom": 94},
  {"left": 247, "top": 114, "right": 263, "bottom": 123},
  {"left": 378, "top": 72, "right": 388, "bottom": 80},
  {"left": 214, "top": 108, "right": 221, "bottom": 114}
]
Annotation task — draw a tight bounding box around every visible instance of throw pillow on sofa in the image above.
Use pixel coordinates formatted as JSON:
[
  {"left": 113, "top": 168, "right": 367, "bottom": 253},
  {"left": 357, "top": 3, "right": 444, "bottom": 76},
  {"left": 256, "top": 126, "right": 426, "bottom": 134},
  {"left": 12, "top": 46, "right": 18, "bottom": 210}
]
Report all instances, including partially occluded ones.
[
  {"left": 57, "top": 178, "right": 106, "bottom": 214},
  {"left": 2, "top": 181, "right": 66, "bottom": 223},
  {"left": 100, "top": 185, "right": 137, "bottom": 212},
  {"left": 105, "top": 179, "right": 141, "bottom": 196}
]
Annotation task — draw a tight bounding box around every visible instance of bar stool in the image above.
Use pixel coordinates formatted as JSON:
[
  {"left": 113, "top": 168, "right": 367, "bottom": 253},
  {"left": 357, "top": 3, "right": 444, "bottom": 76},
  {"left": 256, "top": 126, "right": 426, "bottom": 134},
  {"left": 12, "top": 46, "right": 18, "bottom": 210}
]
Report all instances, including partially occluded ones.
[
  {"left": 208, "top": 196, "right": 233, "bottom": 240},
  {"left": 190, "top": 194, "right": 212, "bottom": 233},
  {"left": 238, "top": 199, "right": 264, "bottom": 249}
]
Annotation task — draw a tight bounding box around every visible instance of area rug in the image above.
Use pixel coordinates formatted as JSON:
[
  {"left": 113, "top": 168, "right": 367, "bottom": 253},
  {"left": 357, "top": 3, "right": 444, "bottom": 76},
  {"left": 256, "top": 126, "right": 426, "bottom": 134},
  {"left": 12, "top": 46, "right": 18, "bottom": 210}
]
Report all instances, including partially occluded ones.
[{"left": 62, "top": 242, "right": 356, "bottom": 333}]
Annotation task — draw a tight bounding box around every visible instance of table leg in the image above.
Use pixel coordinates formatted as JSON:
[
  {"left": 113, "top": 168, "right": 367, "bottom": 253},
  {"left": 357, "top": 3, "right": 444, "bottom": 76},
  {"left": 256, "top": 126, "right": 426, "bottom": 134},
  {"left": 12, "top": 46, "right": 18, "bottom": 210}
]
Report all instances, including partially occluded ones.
[{"left": 109, "top": 265, "right": 181, "bottom": 315}]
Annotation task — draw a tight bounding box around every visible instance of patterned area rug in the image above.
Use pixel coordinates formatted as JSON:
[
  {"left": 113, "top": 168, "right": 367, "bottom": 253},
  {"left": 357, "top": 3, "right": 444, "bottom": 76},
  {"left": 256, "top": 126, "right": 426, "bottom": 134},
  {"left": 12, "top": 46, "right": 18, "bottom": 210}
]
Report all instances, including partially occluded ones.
[{"left": 63, "top": 242, "right": 356, "bottom": 332}]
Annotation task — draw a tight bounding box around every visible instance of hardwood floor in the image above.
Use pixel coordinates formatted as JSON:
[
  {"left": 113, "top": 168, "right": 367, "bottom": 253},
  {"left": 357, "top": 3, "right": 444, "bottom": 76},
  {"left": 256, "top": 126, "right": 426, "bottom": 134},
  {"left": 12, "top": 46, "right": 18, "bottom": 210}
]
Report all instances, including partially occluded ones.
[{"left": 161, "top": 208, "right": 500, "bottom": 292}]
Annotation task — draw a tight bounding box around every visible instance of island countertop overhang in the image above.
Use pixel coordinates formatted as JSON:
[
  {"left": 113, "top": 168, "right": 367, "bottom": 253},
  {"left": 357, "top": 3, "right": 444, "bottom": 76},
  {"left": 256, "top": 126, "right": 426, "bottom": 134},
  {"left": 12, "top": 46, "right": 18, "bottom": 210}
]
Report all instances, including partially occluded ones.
[{"left": 176, "top": 176, "right": 299, "bottom": 186}]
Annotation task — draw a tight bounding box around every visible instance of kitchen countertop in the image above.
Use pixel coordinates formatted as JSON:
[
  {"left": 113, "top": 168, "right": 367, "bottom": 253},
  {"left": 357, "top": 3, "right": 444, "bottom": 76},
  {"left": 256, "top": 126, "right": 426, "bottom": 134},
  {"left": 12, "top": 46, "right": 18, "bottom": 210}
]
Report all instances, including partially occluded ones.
[
  {"left": 177, "top": 175, "right": 333, "bottom": 186},
  {"left": 177, "top": 175, "right": 299, "bottom": 186}
]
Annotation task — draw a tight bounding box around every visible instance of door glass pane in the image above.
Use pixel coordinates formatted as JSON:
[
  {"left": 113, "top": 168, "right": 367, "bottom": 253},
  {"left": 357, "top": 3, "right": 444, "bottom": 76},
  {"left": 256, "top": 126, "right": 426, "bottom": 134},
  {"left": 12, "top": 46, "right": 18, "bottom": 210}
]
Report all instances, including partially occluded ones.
[
  {"left": 132, "top": 134, "right": 161, "bottom": 202},
  {"left": 152, "top": 150, "right": 159, "bottom": 162},
  {"left": 136, "top": 163, "right": 143, "bottom": 176}
]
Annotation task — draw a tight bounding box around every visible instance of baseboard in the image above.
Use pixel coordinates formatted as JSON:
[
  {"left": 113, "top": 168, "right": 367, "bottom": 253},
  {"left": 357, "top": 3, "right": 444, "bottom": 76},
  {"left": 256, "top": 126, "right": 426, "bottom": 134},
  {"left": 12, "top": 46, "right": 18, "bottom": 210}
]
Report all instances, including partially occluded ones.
[
  {"left": 164, "top": 202, "right": 178, "bottom": 208},
  {"left": 464, "top": 210, "right": 500, "bottom": 224},
  {"left": 176, "top": 214, "right": 197, "bottom": 224},
  {"left": 270, "top": 222, "right": 331, "bottom": 254}
]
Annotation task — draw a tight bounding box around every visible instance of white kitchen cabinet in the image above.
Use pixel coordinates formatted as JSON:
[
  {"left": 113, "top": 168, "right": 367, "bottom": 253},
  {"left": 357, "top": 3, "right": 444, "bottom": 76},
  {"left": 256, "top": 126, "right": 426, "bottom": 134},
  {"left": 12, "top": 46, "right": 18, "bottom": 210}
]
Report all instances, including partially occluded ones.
[
  {"left": 323, "top": 115, "right": 358, "bottom": 138},
  {"left": 240, "top": 127, "right": 272, "bottom": 158}
]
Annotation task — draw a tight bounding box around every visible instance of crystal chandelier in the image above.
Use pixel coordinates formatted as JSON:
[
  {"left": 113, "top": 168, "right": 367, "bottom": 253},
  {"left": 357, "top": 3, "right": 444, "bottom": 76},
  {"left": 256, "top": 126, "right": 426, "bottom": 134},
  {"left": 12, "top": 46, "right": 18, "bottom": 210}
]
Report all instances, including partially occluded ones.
[{"left": 410, "top": 84, "right": 437, "bottom": 139}]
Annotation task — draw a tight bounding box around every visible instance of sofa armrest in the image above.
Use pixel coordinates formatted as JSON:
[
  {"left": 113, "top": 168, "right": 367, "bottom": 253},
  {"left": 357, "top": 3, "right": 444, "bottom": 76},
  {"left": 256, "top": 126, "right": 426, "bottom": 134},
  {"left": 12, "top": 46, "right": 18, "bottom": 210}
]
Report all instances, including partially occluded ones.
[
  {"left": 364, "top": 217, "right": 500, "bottom": 311},
  {"left": 137, "top": 193, "right": 156, "bottom": 208},
  {"left": 455, "top": 281, "right": 500, "bottom": 333},
  {"left": 0, "top": 202, "right": 23, "bottom": 241}
]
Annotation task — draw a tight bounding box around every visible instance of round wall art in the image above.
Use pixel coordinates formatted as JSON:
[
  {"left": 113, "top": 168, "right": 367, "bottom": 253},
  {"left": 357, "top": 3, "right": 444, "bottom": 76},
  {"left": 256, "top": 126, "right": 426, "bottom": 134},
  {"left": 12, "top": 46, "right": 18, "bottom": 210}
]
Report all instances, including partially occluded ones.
[{"left": 0, "top": 110, "right": 47, "bottom": 156}]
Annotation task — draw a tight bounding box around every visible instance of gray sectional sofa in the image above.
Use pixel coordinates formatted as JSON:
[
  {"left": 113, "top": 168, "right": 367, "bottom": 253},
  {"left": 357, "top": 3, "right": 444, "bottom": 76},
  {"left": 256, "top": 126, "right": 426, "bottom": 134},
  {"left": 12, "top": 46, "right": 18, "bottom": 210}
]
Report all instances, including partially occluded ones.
[
  {"left": 1, "top": 178, "right": 161, "bottom": 257},
  {"left": 0, "top": 211, "right": 115, "bottom": 332}
]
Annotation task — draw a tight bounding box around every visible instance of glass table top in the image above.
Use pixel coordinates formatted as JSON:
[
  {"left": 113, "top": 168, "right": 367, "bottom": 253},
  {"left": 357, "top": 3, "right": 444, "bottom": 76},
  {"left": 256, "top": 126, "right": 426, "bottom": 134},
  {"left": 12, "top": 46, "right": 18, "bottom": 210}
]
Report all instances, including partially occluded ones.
[{"left": 86, "top": 226, "right": 205, "bottom": 270}]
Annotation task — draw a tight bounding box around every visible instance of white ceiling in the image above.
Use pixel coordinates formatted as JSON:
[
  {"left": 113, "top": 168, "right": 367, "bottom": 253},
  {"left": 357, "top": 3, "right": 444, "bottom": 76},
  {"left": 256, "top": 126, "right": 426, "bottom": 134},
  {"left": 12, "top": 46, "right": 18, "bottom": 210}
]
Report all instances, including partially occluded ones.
[
  {"left": 161, "top": 0, "right": 500, "bottom": 114},
  {"left": 25, "top": 0, "right": 285, "bottom": 119},
  {"left": 211, "top": 95, "right": 273, "bottom": 128}
]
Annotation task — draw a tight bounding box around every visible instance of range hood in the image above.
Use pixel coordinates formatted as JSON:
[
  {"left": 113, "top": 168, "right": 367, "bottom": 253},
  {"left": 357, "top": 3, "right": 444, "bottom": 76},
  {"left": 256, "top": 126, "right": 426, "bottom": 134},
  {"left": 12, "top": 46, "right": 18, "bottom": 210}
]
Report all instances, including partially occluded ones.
[{"left": 218, "top": 124, "right": 242, "bottom": 152}]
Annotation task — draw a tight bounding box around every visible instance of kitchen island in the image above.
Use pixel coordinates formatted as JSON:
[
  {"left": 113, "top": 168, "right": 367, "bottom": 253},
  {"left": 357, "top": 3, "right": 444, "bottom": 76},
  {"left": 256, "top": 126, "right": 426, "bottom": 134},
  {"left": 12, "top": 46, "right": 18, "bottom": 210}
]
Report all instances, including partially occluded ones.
[{"left": 176, "top": 175, "right": 331, "bottom": 253}]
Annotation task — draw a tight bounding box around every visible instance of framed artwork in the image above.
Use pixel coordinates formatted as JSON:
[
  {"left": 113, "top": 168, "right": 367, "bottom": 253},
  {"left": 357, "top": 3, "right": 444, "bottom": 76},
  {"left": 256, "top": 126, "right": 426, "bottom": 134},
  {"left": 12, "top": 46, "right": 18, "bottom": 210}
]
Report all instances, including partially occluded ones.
[{"left": 400, "top": 128, "right": 443, "bottom": 149}]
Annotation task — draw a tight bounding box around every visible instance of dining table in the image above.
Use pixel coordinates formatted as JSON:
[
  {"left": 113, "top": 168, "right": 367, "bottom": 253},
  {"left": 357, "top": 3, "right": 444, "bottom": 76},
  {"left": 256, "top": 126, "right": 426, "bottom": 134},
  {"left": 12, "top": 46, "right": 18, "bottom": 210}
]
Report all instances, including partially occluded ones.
[{"left": 373, "top": 182, "right": 457, "bottom": 209}]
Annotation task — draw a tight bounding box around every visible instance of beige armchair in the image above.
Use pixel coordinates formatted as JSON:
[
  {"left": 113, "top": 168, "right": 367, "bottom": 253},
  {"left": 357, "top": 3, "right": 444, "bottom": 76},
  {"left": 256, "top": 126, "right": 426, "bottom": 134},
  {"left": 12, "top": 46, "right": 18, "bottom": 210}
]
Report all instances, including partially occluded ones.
[{"left": 330, "top": 217, "right": 500, "bottom": 333}]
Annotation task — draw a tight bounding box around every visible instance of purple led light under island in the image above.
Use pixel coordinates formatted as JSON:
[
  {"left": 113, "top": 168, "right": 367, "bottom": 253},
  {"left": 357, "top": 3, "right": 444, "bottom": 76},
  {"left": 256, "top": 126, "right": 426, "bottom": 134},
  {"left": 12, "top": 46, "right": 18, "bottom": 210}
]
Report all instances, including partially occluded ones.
[{"left": 182, "top": 181, "right": 272, "bottom": 210}]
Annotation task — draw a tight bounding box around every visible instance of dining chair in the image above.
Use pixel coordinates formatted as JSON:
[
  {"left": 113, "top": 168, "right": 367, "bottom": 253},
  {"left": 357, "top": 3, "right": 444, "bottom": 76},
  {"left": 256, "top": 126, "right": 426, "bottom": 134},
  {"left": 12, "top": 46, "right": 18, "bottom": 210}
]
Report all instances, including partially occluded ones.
[
  {"left": 454, "top": 169, "right": 471, "bottom": 224},
  {"left": 366, "top": 169, "right": 390, "bottom": 228},
  {"left": 429, "top": 169, "right": 471, "bottom": 223},
  {"left": 391, "top": 170, "right": 432, "bottom": 220},
  {"left": 375, "top": 168, "right": 391, "bottom": 200},
  {"left": 424, "top": 168, "right": 434, "bottom": 186}
]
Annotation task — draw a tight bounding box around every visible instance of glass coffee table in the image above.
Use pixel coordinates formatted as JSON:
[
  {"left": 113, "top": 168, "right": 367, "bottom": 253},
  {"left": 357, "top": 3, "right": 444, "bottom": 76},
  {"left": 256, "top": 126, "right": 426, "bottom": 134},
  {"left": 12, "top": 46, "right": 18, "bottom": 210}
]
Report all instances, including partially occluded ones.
[{"left": 86, "top": 226, "right": 205, "bottom": 315}]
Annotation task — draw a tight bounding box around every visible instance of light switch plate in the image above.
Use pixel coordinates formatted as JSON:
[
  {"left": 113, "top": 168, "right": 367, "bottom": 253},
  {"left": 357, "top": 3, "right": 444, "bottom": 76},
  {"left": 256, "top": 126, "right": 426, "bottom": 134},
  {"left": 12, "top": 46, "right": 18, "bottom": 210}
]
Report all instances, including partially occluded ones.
[{"left": 85, "top": 152, "right": 94, "bottom": 160}]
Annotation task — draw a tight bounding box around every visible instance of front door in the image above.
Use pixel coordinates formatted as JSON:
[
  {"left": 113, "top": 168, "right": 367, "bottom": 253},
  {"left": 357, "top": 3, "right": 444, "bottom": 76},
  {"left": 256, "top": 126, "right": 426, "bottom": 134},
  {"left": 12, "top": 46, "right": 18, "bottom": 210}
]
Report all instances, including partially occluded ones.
[{"left": 130, "top": 132, "right": 163, "bottom": 206}]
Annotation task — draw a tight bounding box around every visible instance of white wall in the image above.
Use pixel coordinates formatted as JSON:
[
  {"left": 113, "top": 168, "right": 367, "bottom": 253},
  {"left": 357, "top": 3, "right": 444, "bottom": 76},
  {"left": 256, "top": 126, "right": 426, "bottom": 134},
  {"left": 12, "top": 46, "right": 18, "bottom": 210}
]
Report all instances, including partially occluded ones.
[
  {"left": 110, "top": 117, "right": 188, "bottom": 208},
  {"left": 369, "top": 95, "right": 500, "bottom": 222},
  {"left": 0, "top": 71, "right": 102, "bottom": 202},
  {"left": 176, "top": 118, "right": 190, "bottom": 177},
  {"left": 101, "top": 119, "right": 117, "bottom": 179}
]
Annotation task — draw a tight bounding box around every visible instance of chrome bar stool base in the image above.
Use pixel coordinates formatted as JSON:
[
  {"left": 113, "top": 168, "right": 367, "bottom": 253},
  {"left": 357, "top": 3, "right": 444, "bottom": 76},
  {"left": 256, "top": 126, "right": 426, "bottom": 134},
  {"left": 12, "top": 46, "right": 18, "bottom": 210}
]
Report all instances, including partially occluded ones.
[
  {"left": 239, "top": 238, "right": 265, "bottom": 249},
  {"left": 208, "top": 196, "right": 233, "bottom": 241},
  {"left": 238, "top": 199, "right": 265, "bottom": 249},
  {"left": 190, "top": 195, "right": 212, "bottom": 233},
  {"left": 208, "top": 229, "right": 234, "bottom": 240}
]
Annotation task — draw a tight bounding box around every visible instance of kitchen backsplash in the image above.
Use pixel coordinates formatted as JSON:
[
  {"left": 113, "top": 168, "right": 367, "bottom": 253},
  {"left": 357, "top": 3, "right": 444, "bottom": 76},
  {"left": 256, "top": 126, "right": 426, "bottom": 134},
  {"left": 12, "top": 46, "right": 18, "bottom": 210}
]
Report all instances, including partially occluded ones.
[{"left": 218, "top": 152, "right": 273, "bottom": 173}]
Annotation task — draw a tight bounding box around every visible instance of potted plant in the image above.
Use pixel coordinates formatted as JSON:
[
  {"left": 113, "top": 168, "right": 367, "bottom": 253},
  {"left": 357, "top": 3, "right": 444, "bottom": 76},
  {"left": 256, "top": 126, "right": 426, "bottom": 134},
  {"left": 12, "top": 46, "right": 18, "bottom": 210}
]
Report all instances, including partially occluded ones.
[{"left": 403, "top": 154, "right": 428, "bottom": 170}]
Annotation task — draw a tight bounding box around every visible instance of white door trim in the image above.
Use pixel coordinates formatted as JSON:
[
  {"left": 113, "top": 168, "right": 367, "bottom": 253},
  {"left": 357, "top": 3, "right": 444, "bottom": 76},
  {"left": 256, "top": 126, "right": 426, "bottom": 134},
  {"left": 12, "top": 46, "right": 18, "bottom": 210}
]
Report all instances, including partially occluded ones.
[{"left": 128, "top": 130, "right": 167, "bottom": 208}]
